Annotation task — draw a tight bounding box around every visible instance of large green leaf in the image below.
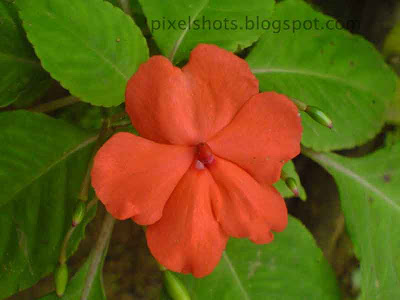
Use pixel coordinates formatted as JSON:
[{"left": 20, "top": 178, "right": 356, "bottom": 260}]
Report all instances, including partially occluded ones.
[
  {"left": 161, "top": 216, "right": 340, "bottom": 300},
  {"left": 304, "top": 144, "right": 400, "bottom": 300},
  {"left": 139, "top": 0, "right": 274, "bottom": 63},
  {"left": 0, "top": 1, "right": 50, "bottom": 107},
  {"left": 104, "top": 0, "right": 147, "bottom": 37},
  {"left": 0, "top": 111, "right": 97, "bottom": 299},
  {"left": 246, "top": 0, "right": 396, "bottom": 151},
  {"left": 17, "top": 0, "right": 149, "bottom": 107},
  {"left": 0, "top": 111, "right": 97, "bottom": 207}
]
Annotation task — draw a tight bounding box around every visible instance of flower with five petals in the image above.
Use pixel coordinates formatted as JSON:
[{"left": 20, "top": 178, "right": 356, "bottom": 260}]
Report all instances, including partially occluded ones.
[{"left": 91, "top": 44, "right": 302, "bottom": 278}]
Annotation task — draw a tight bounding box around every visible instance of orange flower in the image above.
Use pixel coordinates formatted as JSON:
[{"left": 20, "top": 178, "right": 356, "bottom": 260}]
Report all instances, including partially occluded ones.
[{"left": 91, "top": 44, "right": 302, "bottom": 277}]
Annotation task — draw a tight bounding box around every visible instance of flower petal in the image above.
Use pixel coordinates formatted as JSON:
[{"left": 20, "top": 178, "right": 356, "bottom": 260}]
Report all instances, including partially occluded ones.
[
  {"left": 208, "top": 92, "right": 302, "bottom": 184},
  {"left": 146, "top": 165, "right": 228, "bottom": 278},
  {"left": 209, "top": 157, "right": 288, "bottom": 244},
  {"left": 125, "top": 56, "right": 199, "bottom": 145},
  {"left": 126, "top": 44, "right": 259, "bottom": 145},
  {"left": 91, "top": 132, "right": 194, "bottom": 223},
  {"left": 181, "top": 44, "right": 259, "bottom": 140}
]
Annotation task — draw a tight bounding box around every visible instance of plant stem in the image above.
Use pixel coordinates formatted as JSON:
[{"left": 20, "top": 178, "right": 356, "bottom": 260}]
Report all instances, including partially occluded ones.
[
  {"left": 80, "top": 213, "right": 116, "bottom": 300},
  {"left": 280, "top": 170, "right": 289, "bottom": 180},
  {"left": 119, "top": 0, "right": 132, "bottom": 16},
  {"left": 290, "top": 98, "right": 308, "bottom": 111},
  {"left": 110, "top": 111, "right": 129, "bottom": 124},
  {"left": 59, "top": 227, "right": 76, "bottom": 264},
  {"left": 58, "top": 195, "right": 99, "bottom": 265},
  {"left": 86, "top": 197, "right": 98, "bottom": 212},
  {"left": 29, "top": 96, "right": 80, "bottom": 113},
  {"left": 79, "top": 120, "right": 112, "bottom": 202}
]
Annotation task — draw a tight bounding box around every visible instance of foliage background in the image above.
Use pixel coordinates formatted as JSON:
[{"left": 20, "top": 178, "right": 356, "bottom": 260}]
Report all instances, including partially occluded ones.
[{"left": 1, "top": 0, "right": 400, "bottom": 299}]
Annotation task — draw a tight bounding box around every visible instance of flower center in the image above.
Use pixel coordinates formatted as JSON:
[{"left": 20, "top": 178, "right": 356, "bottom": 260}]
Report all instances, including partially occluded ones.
[{"left": 195, "top": 143, "right": 215, "bottom": 170}]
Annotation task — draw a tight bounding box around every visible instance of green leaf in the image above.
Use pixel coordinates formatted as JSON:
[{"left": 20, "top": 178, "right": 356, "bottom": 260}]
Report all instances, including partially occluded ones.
[
  {"left": 161, "top": 216, "right": 340, "bottom": 300},
  {"left": 0, "top": 111, "right": 97, "bottom": 207},
  {"left": 274, "top": 161, "right": 307, "bottom": 200},
  {"left": 246, "top": 0, "right": 396, "bottom": 151},
  {"left": 304, "top": 144, "right": 400, "bottom": 300},
  {"left": 0, "top": 1, "right": 50, "bottom": 107},
  {"left": 105, "top": 0, "right": 148, "bottom": 36},
  {"left": 139, "top": 0, "right": 274, "bottom": 63},
  {"left": 0, "top": 111, "right": 97, "bottom": 299},
  {"left": 17, "top": 0, "right": 149, "bottom": 107}
]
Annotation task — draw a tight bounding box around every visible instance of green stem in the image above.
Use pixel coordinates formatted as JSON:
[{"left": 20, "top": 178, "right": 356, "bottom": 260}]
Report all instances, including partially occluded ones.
[
  {"left": 301, "top": 145, "right": 312, "bottom": 156},
  {"left": 280, "top": 170, "right": 289, "bottom": 180},
  {"left": 86, "top": 197, "right": 98, "bottom": 212},
  {"left": 290, "top": 98, "right": 308, "bottom": 111},
  {"left": 59, "top": 227, "right": 76, "bottom": 264},
  {"left": 119, "top": 0, "right": 132, "bottom": 16},
  {"left": 109, "top": 111, "right": 129, "bottom": 124},
  {"left": 29, "top": 96, "right": 80, "bottom": 113},
  {"left": 79, "top": 120, "right": 112, "bottom": 202},
  {"left": 80, "top": 213, "right": 116, "bottom": 300},
  {"left": 59, "top": 195, "right": 99, "bottom": 264}
]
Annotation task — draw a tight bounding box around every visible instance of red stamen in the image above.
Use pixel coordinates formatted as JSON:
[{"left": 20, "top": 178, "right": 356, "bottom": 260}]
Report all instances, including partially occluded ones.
[{"left": 196, "top": 143, "right": 215, "bottom": 168}]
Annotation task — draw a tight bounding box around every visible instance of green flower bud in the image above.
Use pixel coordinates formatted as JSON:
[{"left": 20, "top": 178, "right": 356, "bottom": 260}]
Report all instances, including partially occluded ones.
[
  {"left": 163, "top": 270, "right": 191, "bottom": 300},
  {"left": 305, "top": 106, "right": 333, "bottom": 129},
  {"left": 55, "top": 263, "right": 68, "bottom": 297},
  {"left": 285, "top": 177, "right": 299, "bottom": 197},
  {"left": 72, "top": 201, "right": 86, "bottom": 227}
]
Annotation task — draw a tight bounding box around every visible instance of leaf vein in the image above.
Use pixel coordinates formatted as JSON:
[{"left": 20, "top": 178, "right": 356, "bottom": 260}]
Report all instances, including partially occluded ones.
[
  {"left": 10, "top": 134, "right": 97, "bottom": 202},
  {"left": 222, "top": 252, "right": 250, "bottom": 300},
  {"left": 251, "top": 67, "right": 384, "bottom": 101},
  {"left": 168, "top": 0, "right": 210, "bottom": 61},
  {"left": 307, "top": 151, "right": 400, "bottom": 212}
]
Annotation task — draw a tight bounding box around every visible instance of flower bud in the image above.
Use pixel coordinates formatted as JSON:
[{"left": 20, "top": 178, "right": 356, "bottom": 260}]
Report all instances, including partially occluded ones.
[
  {"left": 305, "top": 106, "right": 333, "bottom": 129},
  {"left": 163, "top": 270, "right": 191, "bottom": 300},
  {"left": 285, "top": 177, "right": 299, "bottom": 197},
  {"left": 72, "top": 201, "right": 86, "bottom": 227},
  {"left": 55, "top": 263, "right": 68, "bottom": 297}
]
